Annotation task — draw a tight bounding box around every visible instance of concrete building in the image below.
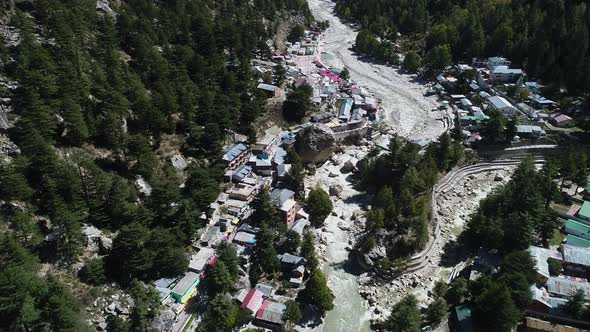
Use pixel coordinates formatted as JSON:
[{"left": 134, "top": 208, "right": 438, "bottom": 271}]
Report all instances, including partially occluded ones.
[
  {"left": 491, "top": 66, "right": 524, "bottom": 83},
  {"left": 516, "top": 125, "right": 546, "bottom": 138},
  {"left": 223, "top": 143, "right": 249, "bottom": 171},
  {"left": 171, "top": 272, "right": 200, "bottom": 304},
  {"left": 550, "top": 114, "right": 575, "bottom": 128},
  {"left": 488, "top": 96, "right": 516, "bottom": 116}
]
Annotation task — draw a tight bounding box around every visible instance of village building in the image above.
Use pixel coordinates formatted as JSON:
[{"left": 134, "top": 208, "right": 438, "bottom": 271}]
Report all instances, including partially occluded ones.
[
  {"left": 270, "top": 188, "right": 299, "bottom": 224},
  {"left": 491, "top": 66, "right": 524, "bottom": 83},
  {"left": 257, "top": 83, "right": 283, "bottom": 97},
  {"left": 564, "top": 219, "right": 590, "bottom": 241},
  {"left": 529, "top": 94, "right": 556, "bottom": 109},
  {"left": 487, "top": 96, "right": 516, "bottom": 116},
  {"left": 278, "top": 253, "right": 306, "bottom": 270},
  {"left": 188, "top": 247, "right": 216, "bottom": 273},
  {"left": 233, "top": 231, "right": 257, "bottom": 247},
  {"left": 567, "top": 234, "right": 590, "bottom": 248},
  {"left": 255, "top": 284, "right": 273, "bottom": 298},
  {"left": 227, "top": 183, "right": 258, "bottom": 202},
  {"left": 240, "top": 289, "right": 264, "bottom": 314},
  {"left": 223, "top": 143, "right": 249, "bottom": 171},
  {"left": 255, "top": 301, "right": 287, "bottom": 330},
  {"left": 576, "top": 201, "right": 590, "bottom": 223},
  {"left": 547, "top": 276, "right": 590, "bottom": 299},
  {"left": 560, "top": 245, "right": 590, "bottom": 276},
  {"left": 252, "top": 126, "right": 283, "bottom": 156},
  {"left": 550, "top": 114, "right": 575, "bottom": 128},
  {"left": 170, "top": 272, "right": 200, "bottom": 304},
  {"left": 515, "top": 125, "right": 546, "bottom": 139}
]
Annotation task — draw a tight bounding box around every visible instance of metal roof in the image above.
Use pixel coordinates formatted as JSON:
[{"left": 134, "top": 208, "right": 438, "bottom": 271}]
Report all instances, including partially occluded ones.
[
  {"left": 547, "top": 276, "right": 590, "bottom": 298},
  {"left": 562, "top": 244, "right": 590, "bottom": 267},
  {"left": 564, "top": 219, "right": 590, "bottom": 240},
  {"left": 567, "top": 234, "right": 590, "bottom": 248},
  {"left": 223, "top": 143, "right": 248, "bottom": 162},
  {"left": 256, "top": 301, "right": 286, "bottom": 324},
  {"left": 171, "top": 272, "right": 200, "bottom": 296},
  {"left": 578, "top": 201, "right": 590, "bottom": 220}
]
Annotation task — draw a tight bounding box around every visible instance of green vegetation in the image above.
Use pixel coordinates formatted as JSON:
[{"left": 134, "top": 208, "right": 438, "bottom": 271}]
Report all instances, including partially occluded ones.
[
  {"left": 299, "top": 270, "right": 335, "bottom": 314},
  {"left": 0, "top": 0, "right": 313, "bottom": 328},
  {"left": 402, "top": 51, "right": 421, "bottom": 73},
  {"left": 465, "top": 158, "right": 560, "bottom": 252},
  {"left": 547, "top": 257, "right": 563, "bottom": 276},
  {"left": 306, "top": 187, "right": 333, "bottom": 227},
  {"left": 357, "top": 132, "right": 464, "bottom": 263},
  {"left": 337, "top": 0, "right": 590, "bottom": 93},
  {"left": 283, "top": 84, "right": 314, "bottom": 123},
  {"left": 384, "top": 294, "right": 421, "bottom": 332}
]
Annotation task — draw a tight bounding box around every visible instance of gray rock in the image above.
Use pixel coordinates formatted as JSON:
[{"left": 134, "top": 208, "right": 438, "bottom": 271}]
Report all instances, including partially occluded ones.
[
  {"left": 295, "top": 124, "right": 336, "bottom": 164},
  {"left": 329, "top": 184, "right": 343, "bottom": 196},
  {"left": 494, "top": 174, "right": 503, "bottom": 181},
  {"left": 328, "top": 172, "right": 338, "bottom": 178},
  {"left": 171, "top": 154, "right": 188, "bottom": 171},
  {"left": 340, "top": 157, "right": 358, "bottom": 174},
  {"left": 98, "top": 322, "right": 108, "bottom": 331}
]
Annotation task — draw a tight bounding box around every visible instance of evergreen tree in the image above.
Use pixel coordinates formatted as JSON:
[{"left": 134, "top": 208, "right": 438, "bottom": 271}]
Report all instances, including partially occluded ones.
[
  {"left": 299, "top": 270, "right": 334, "bottom": 314},
  {"left": 384, "top": 294, "right": 421, "bottom": 332},
  {"left": 306, "top": 187, "right": 333, "bottom": 227}
]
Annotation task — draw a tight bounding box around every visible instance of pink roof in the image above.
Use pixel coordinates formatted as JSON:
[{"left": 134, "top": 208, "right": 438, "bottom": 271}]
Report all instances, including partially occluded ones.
[
  {"left": 240, "top": 289, "right": 264, "bottom": 312},
  {"left": 319, "top": 70, "right": 342, "bottom": 82},
  {"left": 255, "top": 301, "right": 270, "bottom": 319},
  {"left": 568, "top": 204, "right": 581, "bottom": 216}
]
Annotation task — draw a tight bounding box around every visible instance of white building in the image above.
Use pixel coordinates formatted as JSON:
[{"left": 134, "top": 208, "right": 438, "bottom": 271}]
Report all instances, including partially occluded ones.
[
  {"left": 488, "top": 96, "right": 516, "bottom": 116},
  {"left": 486, "top": 57, "right": 512, "bottom": 69},
  {"left": 491, "top": 66, "right": 524, "bottom": 83}
]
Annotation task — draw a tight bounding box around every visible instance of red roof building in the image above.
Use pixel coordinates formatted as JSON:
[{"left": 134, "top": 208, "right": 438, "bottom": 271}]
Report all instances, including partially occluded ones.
[{"left": 240, "top": 289, "right": 264, "bottom": 313}]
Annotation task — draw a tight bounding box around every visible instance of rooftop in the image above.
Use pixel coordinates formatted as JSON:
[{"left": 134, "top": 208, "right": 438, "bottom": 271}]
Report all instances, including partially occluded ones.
[
  {"left": 257, "top": 83, "right": 279, "bottom": 92},
  {"left": 488, "top": 95, "right": 513, "bottom": 110},
  {"left": 171, "top": 272, "right": 200, "bottom": 296},
  {"left": 270, "top": 188, "right": 295, "bottom": 208},
  {"left": 279, "top": 253, "right": 306, "bottom": 266},
  {"left": 255, "top": 283, "right": 273, "bottom": 297},
  {"left": 241, "top": 289, "right": 264, "bottom": 312},
  {"left": 567, "top": 234, "right": 590, "bottom": 248},
  {"left": 223, "top": 143, "right": 248, "bottom": 163},
  {"left": 256, "top": 301, "right": 286, "bottom": 325},
  {"left": 188, "top": 247, "right": 216, "bottom": 272},
  {"left": 578, "top": 201, "right": 590, "bottom": 219},
  {"left": 562, "top": 244, "right": 590, "bottom": 267},
  {"left": 234, "top": 232, "right": 256, "bottom": 244},
  {"left": 564, "top": 219, "right": 590, "bottom": 240},
  {"left": 547, "top": 276, "right": 590, "bottom": 298}
]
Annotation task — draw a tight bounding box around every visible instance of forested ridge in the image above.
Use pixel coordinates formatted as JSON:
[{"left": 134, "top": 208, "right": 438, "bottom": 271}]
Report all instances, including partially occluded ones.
[
  {"left": 0, "top": 0, "right": 311, "bottom": 330},
  {"left": 337, "top": 0, "right": 590, "bottom": 94}
]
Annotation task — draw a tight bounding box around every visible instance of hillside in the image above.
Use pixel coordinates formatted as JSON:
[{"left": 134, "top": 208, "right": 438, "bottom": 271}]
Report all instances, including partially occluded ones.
[
  {"left": 335, "top": 0, "right": 590, "bottom": 94},
  {"left": 0, "top": 0, "right": 312, "bottom": 330}
]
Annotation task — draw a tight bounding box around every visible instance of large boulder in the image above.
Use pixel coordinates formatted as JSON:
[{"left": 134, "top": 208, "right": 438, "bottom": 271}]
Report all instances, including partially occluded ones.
[
  {"left": 329, "top": 184, "right": 343, "bottom": 196},
  {"left": 340, "top": 157, "right": 358, "bottom": 174},
  {"left": 295, "top": 124, "right": 336, "bottom": 164}
]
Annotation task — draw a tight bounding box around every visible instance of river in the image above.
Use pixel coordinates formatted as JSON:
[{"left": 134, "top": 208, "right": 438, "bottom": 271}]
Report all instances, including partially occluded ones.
[{"left": 307, "top": 0, "right": 445, "bottom": 141}]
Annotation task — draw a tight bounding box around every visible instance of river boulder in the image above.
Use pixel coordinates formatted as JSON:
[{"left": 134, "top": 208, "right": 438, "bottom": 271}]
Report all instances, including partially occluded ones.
[{"left": 295, "top": 124, "right": 336, "bottom": 164}]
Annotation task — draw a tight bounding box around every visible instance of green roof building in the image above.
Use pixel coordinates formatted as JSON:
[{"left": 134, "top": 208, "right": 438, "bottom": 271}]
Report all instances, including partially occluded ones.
[
  {"left": 564, "top": 219, "right": 590, "bottom": 241},
  {"left": 567, "top": 234, "right": 590, "bottom": 248},
  {"left": 577, "top": 201, "right": 590, "bottom": 222}
]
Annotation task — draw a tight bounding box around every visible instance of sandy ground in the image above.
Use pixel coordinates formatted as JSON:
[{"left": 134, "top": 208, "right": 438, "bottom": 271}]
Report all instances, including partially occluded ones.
[{"left": 308, "top": 0, "right": 446, "bottom": 141}]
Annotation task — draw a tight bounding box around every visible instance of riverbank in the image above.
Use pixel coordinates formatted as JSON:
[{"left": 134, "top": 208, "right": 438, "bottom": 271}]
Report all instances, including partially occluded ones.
[
  {"left": 304, "top": 145, "right": 372, "bottom": 332},
  {"left": 308, "top": 0, "right": 446, "bottom": 141}
]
